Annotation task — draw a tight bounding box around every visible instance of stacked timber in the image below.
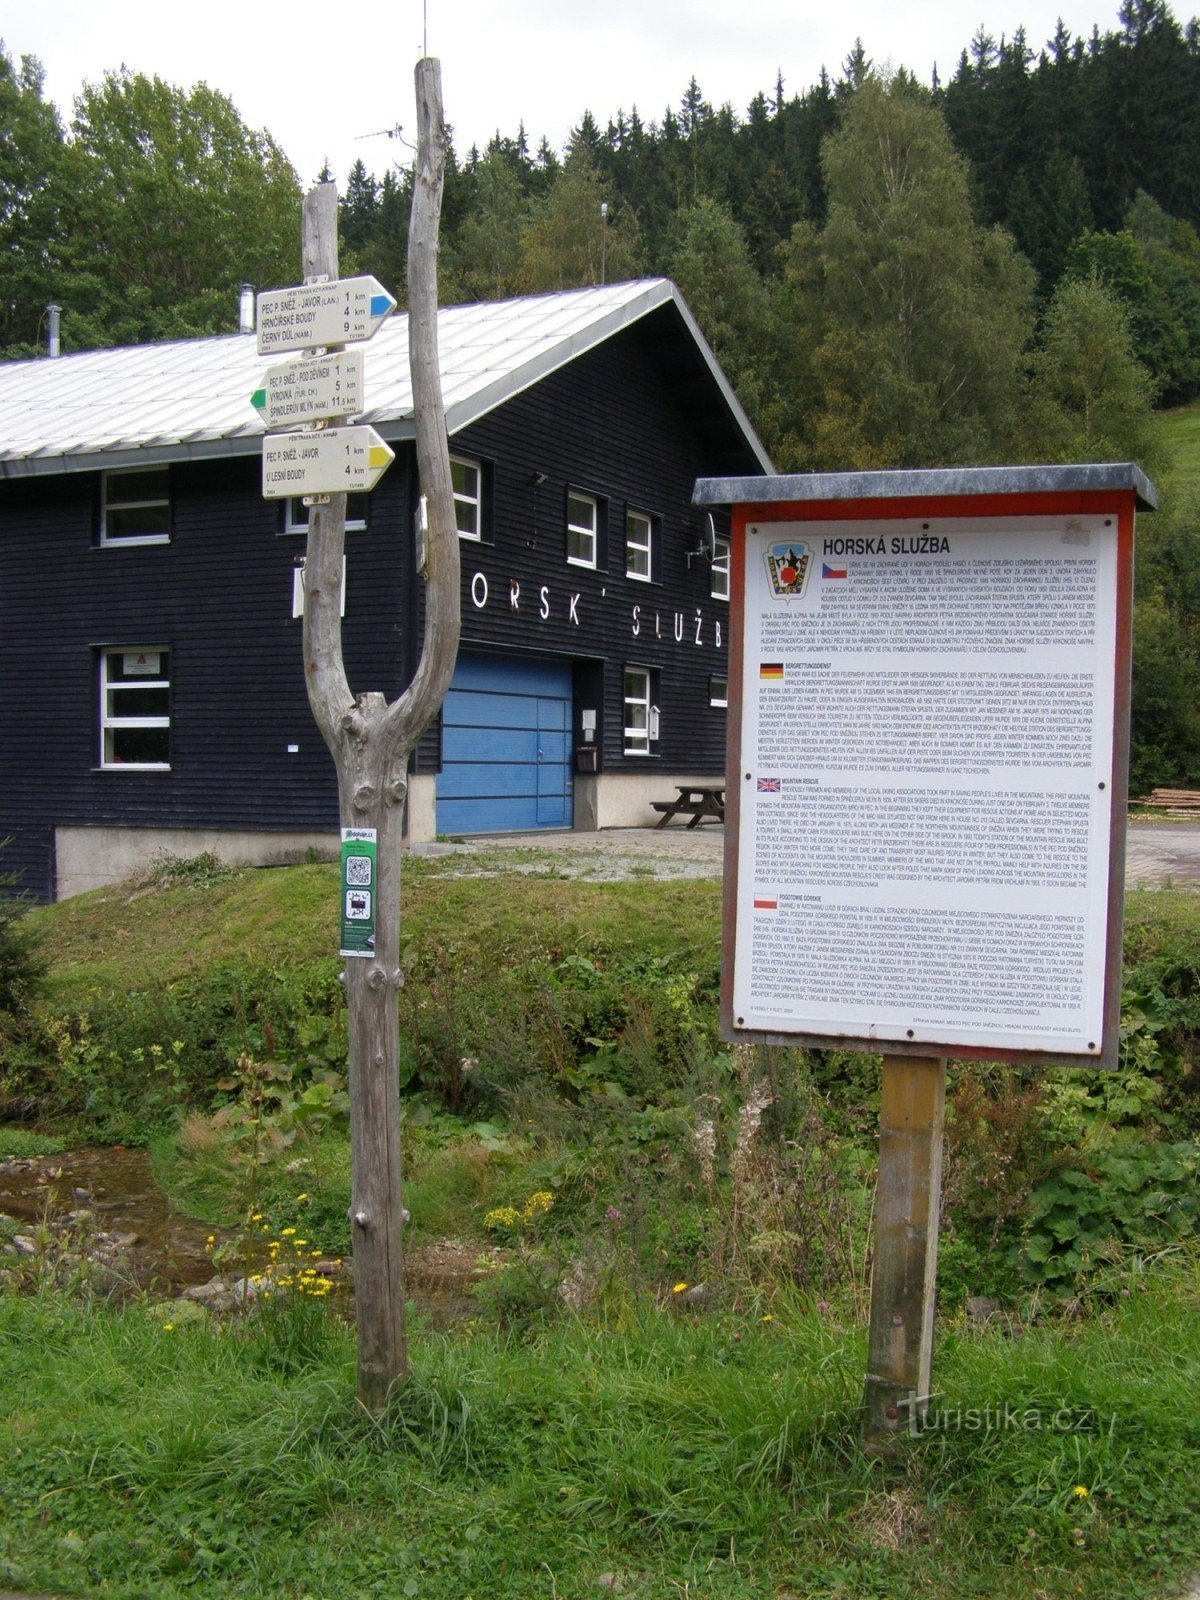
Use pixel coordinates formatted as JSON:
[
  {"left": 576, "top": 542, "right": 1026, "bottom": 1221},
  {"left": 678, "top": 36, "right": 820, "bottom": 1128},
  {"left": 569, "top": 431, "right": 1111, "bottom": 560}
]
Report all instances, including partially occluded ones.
[{"left": 1135, "top": 788, "right": 1200, "bottom": 813}]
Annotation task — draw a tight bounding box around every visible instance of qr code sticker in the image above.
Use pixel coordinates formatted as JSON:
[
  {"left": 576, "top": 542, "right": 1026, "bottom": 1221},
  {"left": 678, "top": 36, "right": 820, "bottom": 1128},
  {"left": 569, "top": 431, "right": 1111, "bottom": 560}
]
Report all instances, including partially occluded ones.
[{"left": 345, "top": 854, "right": 372, "bottom": 887}]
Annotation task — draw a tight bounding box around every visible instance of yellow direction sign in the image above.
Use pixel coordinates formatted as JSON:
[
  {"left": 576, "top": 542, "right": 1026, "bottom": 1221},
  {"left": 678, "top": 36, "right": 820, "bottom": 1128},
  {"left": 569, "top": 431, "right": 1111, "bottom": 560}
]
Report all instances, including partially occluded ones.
[{"left": 262, "top": 426, "right": 394, "bottom": 498}]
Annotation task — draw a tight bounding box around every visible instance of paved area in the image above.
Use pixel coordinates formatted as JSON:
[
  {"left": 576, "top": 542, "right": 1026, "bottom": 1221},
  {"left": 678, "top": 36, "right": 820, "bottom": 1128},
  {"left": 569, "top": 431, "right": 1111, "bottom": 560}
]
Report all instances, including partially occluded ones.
[
  {"left": 415, "top": 819, "right": 1200, "bottom": 888},
  {"left": 1125, "top": 818, "right": 1200, "bottom": 886}
]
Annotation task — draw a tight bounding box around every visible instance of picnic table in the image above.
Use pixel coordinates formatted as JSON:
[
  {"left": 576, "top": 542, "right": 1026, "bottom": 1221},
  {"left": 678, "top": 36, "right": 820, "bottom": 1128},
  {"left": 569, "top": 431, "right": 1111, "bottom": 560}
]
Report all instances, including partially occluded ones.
[{"left": 651, "top": 785, "right": 726, "bottom": 829}]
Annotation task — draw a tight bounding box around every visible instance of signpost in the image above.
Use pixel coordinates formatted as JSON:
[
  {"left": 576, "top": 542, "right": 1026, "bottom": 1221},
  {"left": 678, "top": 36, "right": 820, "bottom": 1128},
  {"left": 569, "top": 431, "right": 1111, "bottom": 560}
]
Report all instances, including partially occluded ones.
[
  {"left": 694, "top": 464, "right": 1155, "bottom": 1451},
  {"left": 249, "top": 57, "right": 461, "bottom": 1415},
  {"left": 262, "top": 426, "right": 394, "bottom": 498},
  {"left": 251, "top": 349, "right": 365, "bottom": 430},
  {"left": 257, "top": 275, "right": 396, "bottom": 355}
]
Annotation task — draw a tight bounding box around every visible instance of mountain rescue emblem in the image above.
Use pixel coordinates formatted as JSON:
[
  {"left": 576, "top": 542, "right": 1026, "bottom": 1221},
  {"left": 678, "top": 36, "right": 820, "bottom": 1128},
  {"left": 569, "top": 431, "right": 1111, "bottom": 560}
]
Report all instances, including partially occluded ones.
[{"left": 764, "top": 540, "right": 811, "bottom": 598}]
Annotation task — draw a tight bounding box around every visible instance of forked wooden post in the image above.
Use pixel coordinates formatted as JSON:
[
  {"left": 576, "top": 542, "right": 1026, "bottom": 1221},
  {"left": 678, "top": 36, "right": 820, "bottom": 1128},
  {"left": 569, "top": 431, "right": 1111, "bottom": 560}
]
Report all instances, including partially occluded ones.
[
  {"left": 299, "top": 59, "right": 459, "bottom": 1414},
  {"left": 862, "top": 1053, "right": 947, "bottom": 1451}
]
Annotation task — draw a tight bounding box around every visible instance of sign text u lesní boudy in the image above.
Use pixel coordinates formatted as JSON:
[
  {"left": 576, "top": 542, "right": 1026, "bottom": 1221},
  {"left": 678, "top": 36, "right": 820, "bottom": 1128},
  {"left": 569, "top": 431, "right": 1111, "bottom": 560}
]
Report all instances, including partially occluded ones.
[{"left": 263, "top": 426, "right": 394, "bottom": 497}]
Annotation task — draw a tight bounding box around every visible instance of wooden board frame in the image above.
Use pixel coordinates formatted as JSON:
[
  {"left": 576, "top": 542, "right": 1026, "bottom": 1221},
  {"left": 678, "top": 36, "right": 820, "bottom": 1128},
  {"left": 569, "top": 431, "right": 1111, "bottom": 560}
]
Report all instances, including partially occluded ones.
[{"left": 719, "top": 489, "right": 1138, "bottom": 1070}]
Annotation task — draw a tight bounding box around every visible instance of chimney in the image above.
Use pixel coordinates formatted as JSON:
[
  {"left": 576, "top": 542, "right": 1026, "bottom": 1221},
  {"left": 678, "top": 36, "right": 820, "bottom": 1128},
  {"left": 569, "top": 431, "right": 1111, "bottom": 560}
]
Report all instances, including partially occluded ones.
[
  {"left": 239, "top": 284, "right": 255, "bottom": 335},
  {"left": 47, "top": 304, "right": 61, "bottom": 359}
]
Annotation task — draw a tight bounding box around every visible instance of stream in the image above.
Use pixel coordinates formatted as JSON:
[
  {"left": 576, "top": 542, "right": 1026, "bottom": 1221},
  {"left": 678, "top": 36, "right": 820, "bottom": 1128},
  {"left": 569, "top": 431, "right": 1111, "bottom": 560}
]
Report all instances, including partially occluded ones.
[
  {"left": 0, "top": 1145, "right": 223, "bottom": 1290},
  {"left": 0, "top": 1144, "right": 496, "bottom": 1321}
]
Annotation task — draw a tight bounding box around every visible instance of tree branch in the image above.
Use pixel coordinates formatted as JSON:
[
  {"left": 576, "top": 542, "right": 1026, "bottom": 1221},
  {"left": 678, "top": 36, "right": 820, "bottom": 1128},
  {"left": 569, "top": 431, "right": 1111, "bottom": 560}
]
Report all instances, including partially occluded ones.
[{"left": 380, "top": 57, "right": 460, "bottom": 760}]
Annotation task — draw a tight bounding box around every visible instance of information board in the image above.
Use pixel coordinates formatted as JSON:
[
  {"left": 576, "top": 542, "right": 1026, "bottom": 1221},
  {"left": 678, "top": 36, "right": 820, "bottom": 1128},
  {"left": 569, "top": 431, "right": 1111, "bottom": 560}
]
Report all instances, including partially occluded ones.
[{"left": 731, "top": 512, "right": 1122, "bottom": 1061}]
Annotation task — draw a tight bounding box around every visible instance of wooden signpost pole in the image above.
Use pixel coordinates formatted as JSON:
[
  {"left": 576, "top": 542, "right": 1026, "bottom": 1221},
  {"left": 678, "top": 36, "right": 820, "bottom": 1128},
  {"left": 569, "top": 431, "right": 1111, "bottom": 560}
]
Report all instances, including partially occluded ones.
[
  {"left": 296, "top": 59, "right": 459, "bottom": 1414},
  {"left": 862, "top": 1054, "right": 947, "bottom": 1451}
]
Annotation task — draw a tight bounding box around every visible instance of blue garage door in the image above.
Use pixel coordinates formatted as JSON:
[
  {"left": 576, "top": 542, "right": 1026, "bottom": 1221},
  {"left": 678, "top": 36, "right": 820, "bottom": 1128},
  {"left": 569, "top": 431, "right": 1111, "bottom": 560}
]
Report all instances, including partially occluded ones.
[{"left": 437, "top": 653, "right": 573, "bottom": 834}]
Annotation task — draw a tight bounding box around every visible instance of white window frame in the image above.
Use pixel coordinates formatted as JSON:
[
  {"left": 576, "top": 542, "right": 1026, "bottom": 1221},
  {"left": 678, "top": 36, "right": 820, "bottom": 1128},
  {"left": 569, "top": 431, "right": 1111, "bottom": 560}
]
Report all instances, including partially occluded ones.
[
  {"left": 624, "top": 665, "right": 658, "bottom": 756},
  {"left": 99, "top": 648, "right": 171, "bottom": 770},
  {"left": 100, "top": 467, "right": 170, "bottom": 547},
  {"left": 567, "top": 491, "right": 598, "bottom": 569},
  {"left": 710, "top": 674, "right": 728, "bottom": 708},
  {"left": 626, "top": 508, "right": 653, "bottom": 582},
  {"left": 284, "top": 498, "right": 366, "bottom": 534},
  {"left": 711, "top": 534, "right": 731, "bottom": 601},
  {"left": 451, "top": 454, "right": 483, "bottom": 540}
]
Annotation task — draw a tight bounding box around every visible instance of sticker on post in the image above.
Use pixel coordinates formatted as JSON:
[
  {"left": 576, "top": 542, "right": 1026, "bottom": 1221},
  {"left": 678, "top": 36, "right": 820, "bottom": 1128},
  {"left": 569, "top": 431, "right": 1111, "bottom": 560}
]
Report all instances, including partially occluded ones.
[{"left": 339, "top": 828, "right": 377, "bottom": 957}]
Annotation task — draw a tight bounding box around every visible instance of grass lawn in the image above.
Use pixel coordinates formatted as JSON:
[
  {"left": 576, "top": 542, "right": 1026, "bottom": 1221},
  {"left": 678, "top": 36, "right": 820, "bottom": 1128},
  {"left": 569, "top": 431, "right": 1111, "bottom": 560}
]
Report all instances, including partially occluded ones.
[
  {"left": 1158, "top": 398, "right": 1200, "bottom": 495},
  {"left": 26, "top": 856, "right": 722, "bottom": 1001},
  {"left": 1, "top": 1258, "right": 1198, "bottom": 1600},
  {"left": 4, "top": 862, "right": 1200, "bottom": 1597}
]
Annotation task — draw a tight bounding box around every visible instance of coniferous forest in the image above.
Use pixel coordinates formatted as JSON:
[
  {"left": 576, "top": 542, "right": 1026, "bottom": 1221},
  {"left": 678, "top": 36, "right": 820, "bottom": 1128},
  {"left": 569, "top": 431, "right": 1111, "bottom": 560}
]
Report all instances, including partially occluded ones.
[{"left": 4, "top": 0, "right": 1200, "bottom": 786}]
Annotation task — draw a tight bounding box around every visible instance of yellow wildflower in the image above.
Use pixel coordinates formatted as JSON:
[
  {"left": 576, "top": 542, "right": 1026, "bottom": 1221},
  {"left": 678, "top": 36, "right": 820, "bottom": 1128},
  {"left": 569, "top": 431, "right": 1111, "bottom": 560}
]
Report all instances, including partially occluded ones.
[
  {"left": 1073, "top": 1485, "right": 1090, "bottom": 1499},
  {"left": 281, "top": 1227, "right": 296, "bottom": 1237},
  {"left": 162, "top": 1322, "right": 174, "bottom": 1331},
  {"left": 484, "top": 1206, "right": 522, "bottom": 1231},
  {"left": 672, "top": 1282, "right": 688, "bottom": 1294}
]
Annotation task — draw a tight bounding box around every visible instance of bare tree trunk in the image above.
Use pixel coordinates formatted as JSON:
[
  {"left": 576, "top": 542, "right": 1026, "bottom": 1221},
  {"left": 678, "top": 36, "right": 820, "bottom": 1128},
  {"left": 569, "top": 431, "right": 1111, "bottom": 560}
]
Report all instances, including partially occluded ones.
[{"left": 299, "top": 58, "right": 458, "bottom": 1415}]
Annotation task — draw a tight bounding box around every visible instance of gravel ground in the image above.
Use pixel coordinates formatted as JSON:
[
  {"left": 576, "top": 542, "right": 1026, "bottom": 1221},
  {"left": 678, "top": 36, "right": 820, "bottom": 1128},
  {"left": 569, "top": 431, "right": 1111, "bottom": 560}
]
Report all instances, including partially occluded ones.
[
  {"left": 411, "top": 824, "right": 726, "bottom": 880},
  {"left": 412, "top": 819, "right": 1200, "bottom": 887}
]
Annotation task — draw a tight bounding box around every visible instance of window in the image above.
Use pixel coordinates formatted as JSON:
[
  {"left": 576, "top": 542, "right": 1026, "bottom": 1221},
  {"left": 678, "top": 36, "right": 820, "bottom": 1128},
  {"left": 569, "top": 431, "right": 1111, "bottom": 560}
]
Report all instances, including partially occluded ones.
[
  {"left": 451, "top": 455, "right": 483, "bottom": 539},
  {"left": 99, "top": 648, "right": 170, "bottom": 768},
  {"left": 625, "top": 509, "right": 653, "bottom": 581},
  {"left": 710, "top": 675, "right": 728, "bottom": 708},
  {"left": 284, "top": 498, "right": 366, "bottom": 534},
  {"left": 711, "top": 534, "right": 731, "bottom": 600},
  {"left": 624, "top": 666, "right": 659, "bottom": 755},
  {"left": 567, "top": 491, "right": 598, "bottom": 568},
  {"left": 101, "top": 468, "right": 170, "bottom": 545}
]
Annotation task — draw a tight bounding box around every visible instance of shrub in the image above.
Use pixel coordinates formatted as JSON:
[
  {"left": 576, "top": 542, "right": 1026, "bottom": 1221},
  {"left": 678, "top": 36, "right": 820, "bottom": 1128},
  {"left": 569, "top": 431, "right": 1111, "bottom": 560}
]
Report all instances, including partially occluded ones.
[{"left": 0, "top": 837, "right": 45, "bottom": 1021}]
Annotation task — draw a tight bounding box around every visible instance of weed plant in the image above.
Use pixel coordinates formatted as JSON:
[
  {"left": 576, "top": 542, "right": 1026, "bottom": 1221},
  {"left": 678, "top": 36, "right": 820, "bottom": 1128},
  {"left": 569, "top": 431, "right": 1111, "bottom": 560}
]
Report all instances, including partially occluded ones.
[
  {"left": 0, "top": 1127, "right": 66, "bottom": 1159},
  {"left": 0, "top": 837, "right": 46, "bottom": 1110},
  {"left": 12, "top": 868, "right": 1200, "bottom": 1310}
]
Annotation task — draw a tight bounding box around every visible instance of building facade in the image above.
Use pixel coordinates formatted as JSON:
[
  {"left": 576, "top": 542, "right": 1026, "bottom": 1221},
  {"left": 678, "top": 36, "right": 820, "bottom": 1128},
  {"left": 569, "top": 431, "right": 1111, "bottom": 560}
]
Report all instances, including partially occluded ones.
[{"left": 0, "top": 281, "right": 769, "bottom": 900}]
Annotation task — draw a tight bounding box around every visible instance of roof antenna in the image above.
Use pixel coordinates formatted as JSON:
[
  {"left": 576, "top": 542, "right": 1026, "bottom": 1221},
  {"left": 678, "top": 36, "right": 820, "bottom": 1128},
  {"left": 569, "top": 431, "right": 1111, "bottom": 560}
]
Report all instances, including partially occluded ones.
[{"left": 423, "top": 0, "right": 428, "bottom": 56}]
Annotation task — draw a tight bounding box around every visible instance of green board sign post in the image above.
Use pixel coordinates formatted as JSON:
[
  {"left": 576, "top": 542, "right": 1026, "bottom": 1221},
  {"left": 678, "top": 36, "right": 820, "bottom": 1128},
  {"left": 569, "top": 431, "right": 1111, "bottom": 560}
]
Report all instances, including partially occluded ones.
[{"left": 339, "top": 828, "right": 378, "bottom": 958}]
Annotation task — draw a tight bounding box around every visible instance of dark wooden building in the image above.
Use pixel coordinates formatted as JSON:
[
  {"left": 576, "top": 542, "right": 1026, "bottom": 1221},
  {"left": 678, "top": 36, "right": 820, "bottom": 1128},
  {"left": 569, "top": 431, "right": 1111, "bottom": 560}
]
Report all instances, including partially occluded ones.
[{"left": 0, "top": 280, "right": 769, "bottom": 899}]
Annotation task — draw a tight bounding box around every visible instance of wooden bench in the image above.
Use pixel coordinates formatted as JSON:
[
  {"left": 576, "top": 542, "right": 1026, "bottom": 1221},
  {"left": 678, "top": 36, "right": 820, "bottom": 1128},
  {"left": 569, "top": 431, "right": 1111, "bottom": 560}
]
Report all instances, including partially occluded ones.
[{"left": 652, "top": 785, "right": 726, "bottom": 828}]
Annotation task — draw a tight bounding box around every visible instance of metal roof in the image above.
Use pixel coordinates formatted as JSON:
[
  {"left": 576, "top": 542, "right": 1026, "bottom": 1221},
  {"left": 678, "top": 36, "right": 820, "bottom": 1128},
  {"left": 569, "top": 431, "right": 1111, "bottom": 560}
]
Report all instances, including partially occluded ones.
[
  {"left": 694, "top": 462, "right": 1158, "bottom": 511},
  {"left": 0, "top": 278, "right": 771, "bottom": 479}
]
